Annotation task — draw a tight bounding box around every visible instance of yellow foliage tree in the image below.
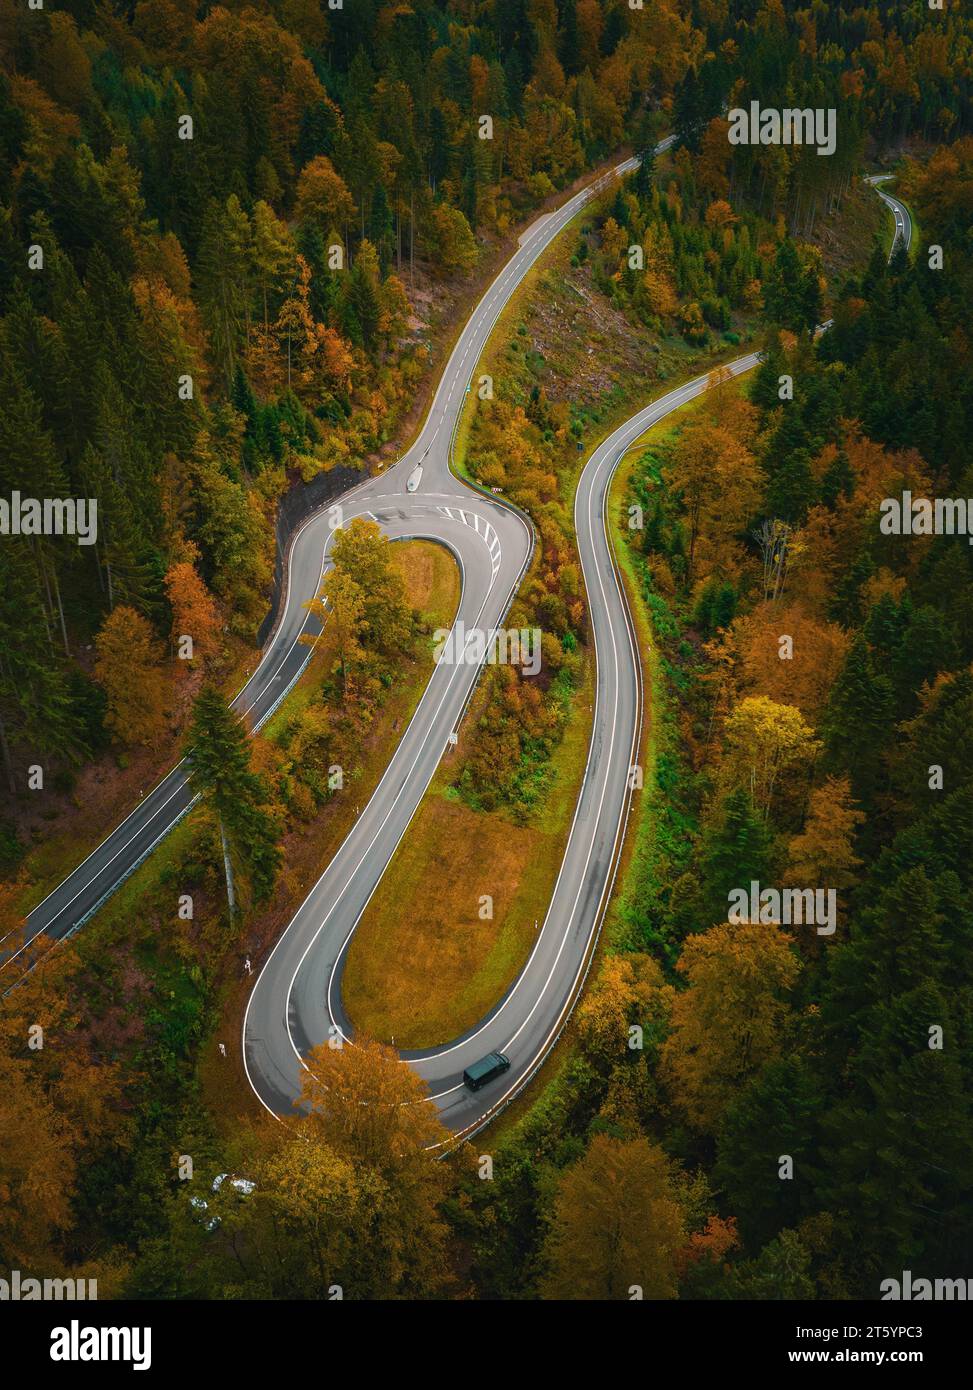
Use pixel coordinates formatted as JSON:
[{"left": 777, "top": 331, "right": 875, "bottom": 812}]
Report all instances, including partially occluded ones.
[
  {"left": 299, "top": 1037, "right": 453, "bottom": 1296},
  {"left": 258, "top": 1126, "right": 385, "bottom": 1293},
  {"left": 722, "top": 695, "right": 820, "bottom": 815},
  {"left": 303, "top": 568, "right": 367, "bottom": 696},
  {"left": 787, "top": 775, "right": 864, "bottom": 892},
  {"left": 93, "top": 605, "right": 168, "bottom": 745},
  {"left": 295, "top": 154, "right": 357, "bottom": 234},
  {"left": 661, "top": 921, "right": 801, "bottom": 1132},
  {"left": 576, "top": 952, "right": 669, "bottom": 1068},
  {"left": 669, "top": 415, "right": 761, "bottom": 582},
  {"left": 541, "top": 1135, "right": 686, "bottom": 1299},
  {"left": 731, "top": 602, "right": 849, "bottom": 718},
  {"left": 0, "top": 1053, "right": 77, "bottom": 1266}
]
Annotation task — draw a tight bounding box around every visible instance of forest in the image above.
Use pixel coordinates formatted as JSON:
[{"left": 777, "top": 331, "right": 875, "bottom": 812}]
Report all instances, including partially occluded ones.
[{"left": 1, "top": 0, "right": 972, "bottom": 1306}]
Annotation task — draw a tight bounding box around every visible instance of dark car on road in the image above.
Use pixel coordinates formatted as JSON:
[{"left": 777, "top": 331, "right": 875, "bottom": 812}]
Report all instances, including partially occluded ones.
[{"left": 463, "top": 1051, "right": 511, "bottom": 1092}]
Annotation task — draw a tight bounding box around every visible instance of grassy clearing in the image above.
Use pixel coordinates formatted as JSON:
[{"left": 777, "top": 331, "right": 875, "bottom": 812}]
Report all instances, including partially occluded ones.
[
  {"left": 393, "top": 538, "right": 461, "bottom": 623},
  {"left": 343, "top": 653, "right": 595, "bottom": 1048}
]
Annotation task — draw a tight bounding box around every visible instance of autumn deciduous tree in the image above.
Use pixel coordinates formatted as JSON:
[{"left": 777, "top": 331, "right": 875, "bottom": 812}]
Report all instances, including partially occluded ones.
[
  {"left": 299, "top": 1038, "right": 453, "bottom": 1297},
  {"left": 329, "top": 518, "right": 412, "bottom": 657},
  {"left": 599, "top": 214, "right": 627, "bottom": 263},
  {"left": 164, "top": 558, "right": 221, "bottom": 668},
  {"left": 295, "top": 155, "right": 357, "bottom": 238},
  {"left": 676, "top": 1213, "right": 739, "bottom": 1286},
  {"left": 93, "top": 605, "right": 168, "bottom": 745},
  {"left": 0, "top": 1053, "right": 77, "bottom": 1265},
  {"left": 541, "top": 1135, "right": 686, "bottom": 1300},
  {"left": 214, "top": 1067, "right": 446, "bottom": 1298},
  {"left": 661, "top": 921, "right": 801, "bottom": 1133},
  {"left": 669, "top": 413, "right": 761, "bottom": 583},
  {"left": 428, "top": 203, "right": 477, "bottom": 272},
  {"left": 304, "top": 569, "right": 367, "bottom": 696},
  {"left": 255, "top": 1126, "right": 385, "bottom": 1296},
  {"left": 722, "top": 695, "right": 820, "bottom": 817},
  {"left": 378, "top": 273, "right": 410, "bottom": 351},
  {"left": 0, "top": 931, "right": 129, "bottom": 1270},
  {"left": 731, "top": 602, "right": 849, "bottom": 718},
  {"left": 639, "top": 266, "right": 679, "bottom": 318},
  {"left": 0, "top": 942, "right": 124, "bottom": 1144},
  {"left": 576, "top": 952, "right": 669, "bottom": 1069},
  {"left": 300, "top": 1036, "right": 447, "bottom": 1167},
  {"left": 272, "top": 255, "right": 355, "bottom": 392},
  {"left": 787, "top": 775, "right": 863, "bottom": 893},
  {"left": 698, "top": 118, "right": 732, "bottom": 199}
]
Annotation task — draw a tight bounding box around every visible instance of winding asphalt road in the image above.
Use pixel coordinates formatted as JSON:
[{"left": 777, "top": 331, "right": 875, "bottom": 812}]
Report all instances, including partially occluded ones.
[
  {"left": 245, "top": 353, "right": 761, "bottom": 1143},
  {"left": 0, "top": 146, "right": 660, "bottom": 985},
  {"left": 866, "top": 173, "right": 913, "bottom": 259},
  {"left": 4, "top": 147, "right": 907, "bottom": 1147},
  {"left": 246, "top": 171, "right": 910, "bottom": 1141}
]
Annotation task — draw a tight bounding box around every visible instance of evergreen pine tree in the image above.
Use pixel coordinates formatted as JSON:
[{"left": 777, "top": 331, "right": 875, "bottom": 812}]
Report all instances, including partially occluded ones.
[
  {"left": 184, "top": 687, "right": 281, "bottom": 905},
  {"left": 822, "top": 635, "right": 895, "bottom": 802},
  {"left": 700, "top": 786, "right": 776, "bottom": 923}
]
